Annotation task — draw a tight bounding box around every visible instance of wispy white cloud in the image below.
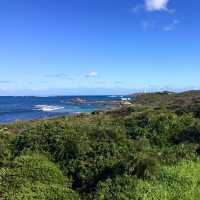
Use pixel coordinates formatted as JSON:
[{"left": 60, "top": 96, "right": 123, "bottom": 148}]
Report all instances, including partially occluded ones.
[
  {"left": 44, "top": 73, "right": 69, "bottom": 78},
  {"left": 44, "top": 73, "right": 75, "bottom": 80},
  {"left": 131, "top": 5, "right": 144, "bottom": 13},
  {"left": 131, "top": 1, "right": 179, "bottom": 31},
  {"left": 145, "top": 0, "right": 169, "bottom": 11},
  {"left": 85, "top": 71, "right": 98, "bottom": 78},
  {"left": 0, "top": 80, "right": 13, "bottom": 83},
  {"left": 132, "top": 0, "right": 172, "bottom": 13},
  {"left": 141, "top": 20, "right": 156, "bottom": 29},
  {"left": 163, "top": 19, "right": 180, "bottom": 31}
]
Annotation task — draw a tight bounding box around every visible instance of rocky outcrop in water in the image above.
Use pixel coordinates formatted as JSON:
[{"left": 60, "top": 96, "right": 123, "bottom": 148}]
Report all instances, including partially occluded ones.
[{"left": 69, "top": 97, "right": 86, "bottom": 104}]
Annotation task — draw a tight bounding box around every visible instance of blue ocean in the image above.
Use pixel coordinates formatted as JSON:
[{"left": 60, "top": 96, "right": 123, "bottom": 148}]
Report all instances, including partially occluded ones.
[{"left": 0, "top": 96, "right": 125, "bottom": 123}]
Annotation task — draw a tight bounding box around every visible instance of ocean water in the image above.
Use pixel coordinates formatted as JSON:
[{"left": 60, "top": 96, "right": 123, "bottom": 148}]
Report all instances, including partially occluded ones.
[{"left": 0, "top": 96, "right": 125, "bottom": 124}]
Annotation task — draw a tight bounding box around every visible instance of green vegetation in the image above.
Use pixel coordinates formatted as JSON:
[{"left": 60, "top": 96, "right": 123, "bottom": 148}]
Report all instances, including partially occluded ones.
[
  {"left": 1, "top": 90, "right": 200, "bottom": 199},
  {"left": 132, "top": 90, "right": 200, "bottom": 116}
]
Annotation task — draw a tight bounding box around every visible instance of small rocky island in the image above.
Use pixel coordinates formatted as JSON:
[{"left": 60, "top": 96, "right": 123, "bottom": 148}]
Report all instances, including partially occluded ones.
[{"left": 69, "top": 97, "right": 86, "bottom": 104}]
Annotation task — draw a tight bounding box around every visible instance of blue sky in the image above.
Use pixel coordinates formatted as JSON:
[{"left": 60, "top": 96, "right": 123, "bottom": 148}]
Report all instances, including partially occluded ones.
[{"left": 0, "top": 0, "right": 200, "bottom": 95}]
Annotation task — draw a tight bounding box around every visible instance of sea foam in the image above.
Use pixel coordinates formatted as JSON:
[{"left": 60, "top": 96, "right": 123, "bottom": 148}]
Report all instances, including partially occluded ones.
[{"left": 33, "top": 105, "right": 64, "bottom": 112}]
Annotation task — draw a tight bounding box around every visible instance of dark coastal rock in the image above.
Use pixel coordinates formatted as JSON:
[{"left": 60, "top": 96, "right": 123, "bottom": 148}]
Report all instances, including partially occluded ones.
[{"left": 70, "top": 97, "right": 86, "bottom": 104}]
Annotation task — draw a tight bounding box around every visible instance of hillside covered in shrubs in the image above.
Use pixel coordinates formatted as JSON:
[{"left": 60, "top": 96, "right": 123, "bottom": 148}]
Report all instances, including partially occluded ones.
[{"left": 1, "top": 91, "right": 200, "bottom": 199}]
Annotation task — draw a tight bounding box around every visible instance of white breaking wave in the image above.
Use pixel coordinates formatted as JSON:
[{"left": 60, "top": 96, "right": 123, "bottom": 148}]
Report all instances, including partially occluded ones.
[
  {"left": 108, "top": 95, "right": 117, "bottom": 98},
  {"left": 33, "top": 105, "right": 64, "bottom": 112},
  {"left": 120, "top": 97, "right": 131, "bottom": 101}
]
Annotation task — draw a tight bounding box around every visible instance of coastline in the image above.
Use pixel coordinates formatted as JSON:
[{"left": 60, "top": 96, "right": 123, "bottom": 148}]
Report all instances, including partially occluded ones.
[{"left": 0, "top": 95, "right": 133, "bottom": 124}]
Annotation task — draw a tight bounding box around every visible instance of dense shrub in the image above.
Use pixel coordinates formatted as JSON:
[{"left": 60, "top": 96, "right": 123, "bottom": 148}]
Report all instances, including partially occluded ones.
[
  {"left": 12, "top": 154, "right": 67, "bottom": 184},
  {"left": 159, "top": 143, "right": 197, "bottom": 164},
  {"left": 95, "top": 175, "right": 137, "bottom": 200},
  {"left": 173, "top": 119, "right": 200, "bottom": 144},
  {"left": 95, "top": 160, "right": 200, "bottom": 200},
  {"left": 4, "top": 183, "right": 79, "bottom": 200},
  {"left": 132, "top": 160, "right": 200, "bottom": 200},
  {"left": 0, "top": 154, "right": 79, "bottom": 199},
  {"left": 2, "top": 93, "right": 200, "bottom": 199},
  {"left": 124, "top": 111, "right": 180, "bottom": 146},
  {"left": 0, "top": 129, "right": 13, "bottom": 167}
]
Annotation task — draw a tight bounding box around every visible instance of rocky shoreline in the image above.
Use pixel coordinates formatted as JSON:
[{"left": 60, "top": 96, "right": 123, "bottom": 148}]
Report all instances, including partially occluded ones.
[{"left": 63, "top": 97, "right": 133, "bottom": 107}]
